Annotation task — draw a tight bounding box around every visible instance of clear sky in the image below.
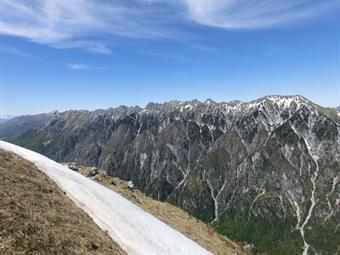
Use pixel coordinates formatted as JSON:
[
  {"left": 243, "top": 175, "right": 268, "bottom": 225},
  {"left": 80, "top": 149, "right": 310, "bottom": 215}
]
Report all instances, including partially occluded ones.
[{"left": 0, "top": 0, "right": 339, "bottom": 116}]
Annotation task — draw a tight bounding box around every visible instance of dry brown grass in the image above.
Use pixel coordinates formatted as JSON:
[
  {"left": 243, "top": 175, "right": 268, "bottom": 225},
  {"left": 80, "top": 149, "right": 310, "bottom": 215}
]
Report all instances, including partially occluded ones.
[
  {"left": 66, "top": 163, "right": 246, "bottom": 255},
  {"left": 0, "top": 150, "right": 126, "bottom": 255}
]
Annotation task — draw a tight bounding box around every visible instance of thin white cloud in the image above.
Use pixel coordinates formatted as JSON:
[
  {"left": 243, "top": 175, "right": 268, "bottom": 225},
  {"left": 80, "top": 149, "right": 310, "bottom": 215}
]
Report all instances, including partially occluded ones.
[
  {"left": 0, "top": 45, "right": 38, "bottom": 59},
  {"left": 54, "top": 40, "right": 112, "bottom": 54},
  {"left": 0, "top": 0, "right": 175, "bottom": 53},
  {"left": 183, "top": 0, "right": 338, "bottom": 29},
  {"left": 66, "top": 63, "right": 109, "bottom": 70},
  {"left": 67, "top": 63, "right": 91, "bottom": 70},
  {"left": 0, "top": 0, "right": 338, "bottom": 53}
]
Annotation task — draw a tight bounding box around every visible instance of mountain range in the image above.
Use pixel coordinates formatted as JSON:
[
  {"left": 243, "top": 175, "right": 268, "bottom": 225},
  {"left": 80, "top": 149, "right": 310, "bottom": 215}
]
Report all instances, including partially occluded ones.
[
  {"left": 1, "top": 95, "right": 339, "bottom": 255},
  {"left": 0, "top": 115, "right": 14, "bottom": 124}
]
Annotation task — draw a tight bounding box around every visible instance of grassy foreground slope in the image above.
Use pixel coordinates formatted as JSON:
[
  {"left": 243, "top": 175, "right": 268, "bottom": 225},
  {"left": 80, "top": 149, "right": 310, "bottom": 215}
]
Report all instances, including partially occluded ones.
[{"left": 0, "top": 149, "right": 126, "bottom": 255}]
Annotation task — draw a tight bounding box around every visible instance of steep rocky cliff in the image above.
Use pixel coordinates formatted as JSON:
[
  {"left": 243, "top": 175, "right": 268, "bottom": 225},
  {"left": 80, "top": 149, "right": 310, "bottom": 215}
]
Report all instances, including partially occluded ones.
[{"left": 1, "top": 95, "right": 339, "bottom": 254}]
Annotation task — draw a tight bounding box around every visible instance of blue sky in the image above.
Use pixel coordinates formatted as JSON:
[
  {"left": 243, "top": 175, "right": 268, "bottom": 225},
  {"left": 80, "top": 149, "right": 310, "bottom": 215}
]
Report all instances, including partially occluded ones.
[{"left": 0, "top": 0, "right": 339, "bottom": 115}]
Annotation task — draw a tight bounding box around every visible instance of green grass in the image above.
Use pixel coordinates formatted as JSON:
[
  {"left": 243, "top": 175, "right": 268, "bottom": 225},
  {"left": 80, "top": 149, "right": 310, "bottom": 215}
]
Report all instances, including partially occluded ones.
[
  {"left": 305, "top": 220, "right": 340, "bottom": 254},
  {"left": 216, "top": 213, "right": 339, "bottom": 255},
  {"left": 217, "top": 215, "right": 303, "bottom": 254}
]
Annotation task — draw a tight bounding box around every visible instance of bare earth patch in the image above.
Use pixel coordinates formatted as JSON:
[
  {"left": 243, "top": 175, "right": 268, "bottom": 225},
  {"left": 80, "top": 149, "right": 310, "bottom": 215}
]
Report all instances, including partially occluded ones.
[
  {"left": 0, "top": 150, "right": 126, "bottom": 255},
  {"left": 65, "top": 162, "right": 246, "bottom": 255}
]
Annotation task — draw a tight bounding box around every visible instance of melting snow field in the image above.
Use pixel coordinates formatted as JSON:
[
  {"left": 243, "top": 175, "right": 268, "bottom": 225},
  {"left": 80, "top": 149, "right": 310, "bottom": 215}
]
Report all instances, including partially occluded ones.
[{"left": 0, "top": 141, "right": 212, "bottom": 255}]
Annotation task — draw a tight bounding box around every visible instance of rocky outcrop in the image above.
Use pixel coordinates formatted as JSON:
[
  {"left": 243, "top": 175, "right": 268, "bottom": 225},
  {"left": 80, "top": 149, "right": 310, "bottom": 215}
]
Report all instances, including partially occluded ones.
[{"left": 1, "top": 95, "right": 339, "bottom": 254}]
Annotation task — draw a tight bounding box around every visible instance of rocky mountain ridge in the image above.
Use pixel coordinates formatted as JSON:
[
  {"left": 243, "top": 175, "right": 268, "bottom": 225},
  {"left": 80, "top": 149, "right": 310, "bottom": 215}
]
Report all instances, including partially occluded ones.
[{"left": 1, "top": 95, "right": 339, "bottom": 254}]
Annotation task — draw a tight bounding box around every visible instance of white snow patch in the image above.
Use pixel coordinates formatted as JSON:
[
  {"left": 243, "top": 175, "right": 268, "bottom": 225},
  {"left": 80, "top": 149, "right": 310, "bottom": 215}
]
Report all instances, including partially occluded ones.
[
  {"left": 0, "top": 141, "right": 212, "bottom": 255},
  {"left": 140, "top": 153, "right": 147, "bottom": 169},
  {"left": 137, "top": 123, "right": 143, "bottom": 135},
  {"left": 184, "top": 104, "right": 193, "bottom": 110},
  {"left": 248, "top": 189, "right": 266, "bottom": 221},
  {"left": 289, "top": 123, "right": 320, "bottom": 255},
  {"left": 287, "top": 191, "right": 302, "bottom": 229},
  {"left": 325, "top": 175, "right": 339, "bottom": 221},
  {"left": 207, "top": 179, "right": 227, "bottom": 224},
  {"left": 174, "top": 171, "right": 190, "bottom": 191},
  {"left": 166, "top": 143, "right": 177, "bottom": 156}
]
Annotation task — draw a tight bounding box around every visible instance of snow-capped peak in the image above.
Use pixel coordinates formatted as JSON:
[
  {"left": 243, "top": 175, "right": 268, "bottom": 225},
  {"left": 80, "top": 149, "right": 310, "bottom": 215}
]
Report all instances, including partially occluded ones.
[{"left": 204, "top": 98, "right": 216, "bottom": 106}]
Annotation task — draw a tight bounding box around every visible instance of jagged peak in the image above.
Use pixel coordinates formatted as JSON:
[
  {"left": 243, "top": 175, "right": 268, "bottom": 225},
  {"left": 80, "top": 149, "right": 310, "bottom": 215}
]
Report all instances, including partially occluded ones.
[
  {"left": 13, "top": 95, "right": 334, "bottom": 123},
  {"left": 241, "top": 95, "right": 320, "bottom": 115},
  {"left": 255, "top": 94, "right": 309, "bottom": 105},
  {"left": 204, "top": 98, "right": 217, "bottom": 106},
  {"left": 118, "top": 95, "right": 317, "bottom": 114}
]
